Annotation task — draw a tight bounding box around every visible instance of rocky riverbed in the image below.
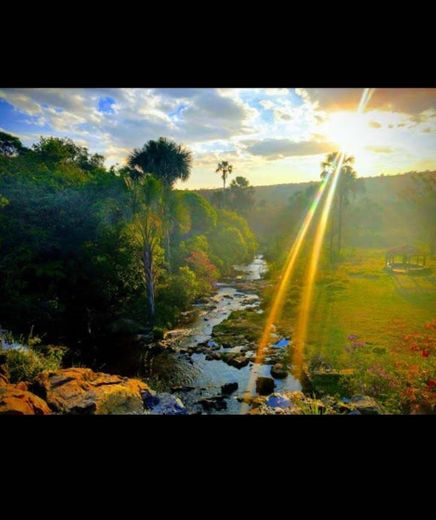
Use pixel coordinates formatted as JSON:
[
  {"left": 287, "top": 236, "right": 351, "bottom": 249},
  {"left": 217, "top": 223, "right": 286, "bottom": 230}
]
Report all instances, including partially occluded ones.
[
  {"left": 0, "top": 255, "right": 382, "bottom": 415},
  {"left": 141, "top": 255, "right": 304, "bottom": 414}
]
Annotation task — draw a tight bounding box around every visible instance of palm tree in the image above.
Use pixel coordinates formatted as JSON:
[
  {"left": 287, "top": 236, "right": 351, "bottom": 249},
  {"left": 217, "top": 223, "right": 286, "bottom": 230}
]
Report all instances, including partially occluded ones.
[
  {"left": 216, "top": 161, "right": 233, "bottom": 206},
  {"left": 123, "top": 171, "right": 163, "bottom": 322},
  {"left": 128, "top": 137, "right": 192, "bottom": 269},
  {"left": 321, "top": 152, "right": 358, "bottom": 259}
]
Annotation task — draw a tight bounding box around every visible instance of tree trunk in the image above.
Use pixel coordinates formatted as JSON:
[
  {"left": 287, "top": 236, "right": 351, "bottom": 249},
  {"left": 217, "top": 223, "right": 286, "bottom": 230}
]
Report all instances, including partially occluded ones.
[
  {"left": 143, "top": 245, "right": 155, "bottom": 322},
  {"left": 222, "top": 175, "right": 226, "bottom": 208},
  {"left": 163, "top": 186, "right": 172, "bottom": 271}
]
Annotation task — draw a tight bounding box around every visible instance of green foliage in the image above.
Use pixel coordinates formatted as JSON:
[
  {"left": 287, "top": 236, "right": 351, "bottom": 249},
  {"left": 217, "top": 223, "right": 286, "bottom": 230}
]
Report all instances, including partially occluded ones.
[
  {"left": 0, "top": 131, "right": 24, "bottom": 157},
  {"left": 228, "top": 176, "right": 255, "bottom": 215},
  {"left": 155, "top": 266, "right": 201, "bottom": 327},
  {"left": 2, "top": 344, "right": 65, "bottom": 384},
  {"left": 208, "top": 210, "right": 257, "bottom": 272},
  {"left": 128, "top": 137, "right": 192, "bottom": 188},
  {"left": 0, "top": 134, "right": 258, "bottom": 360}
]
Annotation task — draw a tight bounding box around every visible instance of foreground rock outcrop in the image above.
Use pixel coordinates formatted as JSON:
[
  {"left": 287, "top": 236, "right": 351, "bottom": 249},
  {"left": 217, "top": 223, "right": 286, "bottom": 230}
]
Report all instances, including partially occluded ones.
[
  {"left": 0, "top": 384, "right": 52, "bottom": 415},
  {"left": 31, "top": 368, "right": 152, "bottom": 414}
]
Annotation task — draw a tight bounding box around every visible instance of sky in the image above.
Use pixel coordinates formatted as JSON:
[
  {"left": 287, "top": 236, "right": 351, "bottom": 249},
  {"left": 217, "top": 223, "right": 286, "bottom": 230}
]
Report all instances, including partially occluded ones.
[{"left": 1, "top": 87, "right": 435, "bottom": 189}]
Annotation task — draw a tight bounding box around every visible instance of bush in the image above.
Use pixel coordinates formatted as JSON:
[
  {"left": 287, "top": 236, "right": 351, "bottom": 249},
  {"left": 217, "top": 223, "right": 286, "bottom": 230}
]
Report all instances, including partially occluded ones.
[{"left": 2, "top": 345, "right": 65, "bottom": 383}]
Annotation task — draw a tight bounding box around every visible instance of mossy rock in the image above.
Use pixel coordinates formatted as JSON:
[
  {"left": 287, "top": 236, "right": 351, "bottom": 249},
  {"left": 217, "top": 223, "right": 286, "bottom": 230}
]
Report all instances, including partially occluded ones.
[{"left": 309, "top": 368, "right": 355, "bottom": 396}]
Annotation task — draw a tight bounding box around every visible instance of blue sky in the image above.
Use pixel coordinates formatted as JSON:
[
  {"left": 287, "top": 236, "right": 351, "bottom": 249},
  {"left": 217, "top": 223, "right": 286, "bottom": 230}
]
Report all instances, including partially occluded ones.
[{"left": 1, "top": 88, "right": 435, "bottom": 188}]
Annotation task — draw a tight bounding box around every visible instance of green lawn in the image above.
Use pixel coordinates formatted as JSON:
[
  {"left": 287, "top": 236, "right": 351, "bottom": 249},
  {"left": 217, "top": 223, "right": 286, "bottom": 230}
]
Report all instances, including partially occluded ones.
[{"left": 272, "top": 249, "right": 436, "bottom": 413}]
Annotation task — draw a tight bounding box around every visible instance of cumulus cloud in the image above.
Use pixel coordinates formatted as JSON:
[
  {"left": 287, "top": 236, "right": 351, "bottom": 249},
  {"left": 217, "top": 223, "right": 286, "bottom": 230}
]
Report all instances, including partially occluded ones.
[{"left": 0, "top": 87, "right": 435, "bottom": 185}]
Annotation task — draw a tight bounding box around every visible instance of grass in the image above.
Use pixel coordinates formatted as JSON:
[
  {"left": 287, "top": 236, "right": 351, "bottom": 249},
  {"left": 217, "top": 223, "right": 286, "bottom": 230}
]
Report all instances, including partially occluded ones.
[{"left": 268, "top": 249, "right": 436, "bottom": 413}]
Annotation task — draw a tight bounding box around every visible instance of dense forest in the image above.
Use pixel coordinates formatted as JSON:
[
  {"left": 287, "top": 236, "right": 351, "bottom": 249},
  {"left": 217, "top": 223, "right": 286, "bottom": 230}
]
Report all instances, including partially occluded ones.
[{"left": 0, "top": 133, "right": 256, "bottom": 361}]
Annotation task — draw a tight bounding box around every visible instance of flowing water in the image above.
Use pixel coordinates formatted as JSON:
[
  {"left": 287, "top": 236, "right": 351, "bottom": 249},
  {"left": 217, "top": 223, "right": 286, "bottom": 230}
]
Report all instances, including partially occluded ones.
[{"left": 144, "top": 255, "right": 301, "bottom": 414}]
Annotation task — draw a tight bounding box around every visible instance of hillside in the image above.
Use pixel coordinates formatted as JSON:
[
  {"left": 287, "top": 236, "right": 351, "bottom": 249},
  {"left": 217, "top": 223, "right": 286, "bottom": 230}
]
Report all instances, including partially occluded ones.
[{"left": 198, "top": 171, "right": 436, "bottom": 209}]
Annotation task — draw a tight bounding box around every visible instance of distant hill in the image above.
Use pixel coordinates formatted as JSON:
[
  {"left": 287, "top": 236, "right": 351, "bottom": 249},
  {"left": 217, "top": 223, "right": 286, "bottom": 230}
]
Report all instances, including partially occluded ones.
[{"left": 197, "top": 170, "right": 436, "bottom": 208}]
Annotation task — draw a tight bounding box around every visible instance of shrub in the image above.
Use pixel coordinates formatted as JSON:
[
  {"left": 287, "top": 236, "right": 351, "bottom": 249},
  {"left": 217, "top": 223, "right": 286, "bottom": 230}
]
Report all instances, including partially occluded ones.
[{"left": 2, "top": 344, "right": 65, "bottom": 383}]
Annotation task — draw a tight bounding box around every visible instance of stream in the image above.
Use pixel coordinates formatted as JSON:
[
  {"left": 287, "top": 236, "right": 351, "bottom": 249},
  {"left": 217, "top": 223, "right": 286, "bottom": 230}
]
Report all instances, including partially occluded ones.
[{"left": 144, "top": 255, "right": 301, "bottom": 414}]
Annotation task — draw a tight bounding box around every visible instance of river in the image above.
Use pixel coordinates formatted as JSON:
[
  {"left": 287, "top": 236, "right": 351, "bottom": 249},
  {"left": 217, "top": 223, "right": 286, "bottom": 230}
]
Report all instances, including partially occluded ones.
[{"left": 143, "top": 255, "right": 301, "bottom": 414}]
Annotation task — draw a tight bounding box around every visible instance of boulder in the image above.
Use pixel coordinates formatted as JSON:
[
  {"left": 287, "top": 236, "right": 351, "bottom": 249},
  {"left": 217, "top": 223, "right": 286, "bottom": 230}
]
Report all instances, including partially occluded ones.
[
  {"left": 0, "top": 384, "right": 51, "bottom": 415},
  {"left": 309, "top": 368, "right": 355, "bottom": 395},
  {"left": 221, "top": 382, "right": 238, "bottom": 395},
  {"left": 266, "top": 393, "right": 292, "bottom": 409},
  {"left": 197, "top": 396, "right": 227, "bottom": 411},
  {"left": 0, "top": 353, "right": 8, "bottom": 386},
  {"left": 145, "top": 392, "right": 187, "bottom": 415},
  {"left": 270, "top": 363, "right": 288, "bottom": 379},
  {"left": 256, "top": 376, "right": 275, "bottom": 395},
  {"left": 349, "top": 395, "right": 381, "bottom": 415},
  {"left": 227, "top": 355, "right": 249, "bottom": 369},
  {"left": 32, "top": 368, "right": 152, "bottom": 415}
]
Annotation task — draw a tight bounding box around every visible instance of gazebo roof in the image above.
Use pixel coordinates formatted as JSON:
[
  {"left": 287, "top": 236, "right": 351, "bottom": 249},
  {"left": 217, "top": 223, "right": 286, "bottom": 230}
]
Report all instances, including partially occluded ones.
[{"left": 387, "top": 245, "right": 424, "bottom": 256}]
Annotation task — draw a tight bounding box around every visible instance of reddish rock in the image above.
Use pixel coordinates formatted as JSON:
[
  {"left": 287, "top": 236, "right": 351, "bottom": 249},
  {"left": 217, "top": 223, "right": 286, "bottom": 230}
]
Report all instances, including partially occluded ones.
[
  {"left": 0, "top": 385, "right": 51, "bottom": 415},
  {"left": 32, "top": 368, "right": 152, "bottom": 414}
]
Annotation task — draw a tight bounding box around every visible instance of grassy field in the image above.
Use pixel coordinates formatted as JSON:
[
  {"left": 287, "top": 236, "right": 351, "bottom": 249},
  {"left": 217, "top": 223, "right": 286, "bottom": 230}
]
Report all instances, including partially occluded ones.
[{"left": 268, "top": 249, "right": 436, "bottom": 413}]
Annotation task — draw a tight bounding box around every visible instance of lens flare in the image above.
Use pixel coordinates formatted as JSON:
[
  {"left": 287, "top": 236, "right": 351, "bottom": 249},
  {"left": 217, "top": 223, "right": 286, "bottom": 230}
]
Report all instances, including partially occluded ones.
[
  {"left": 240, "top": 88, "right": 374, "bottom": 413},
  {"left": 239, "top": 168, "right": 333, "bottom": 412},
  {"left": 292, "top": 88, "right": 374, "bottom": 378}
]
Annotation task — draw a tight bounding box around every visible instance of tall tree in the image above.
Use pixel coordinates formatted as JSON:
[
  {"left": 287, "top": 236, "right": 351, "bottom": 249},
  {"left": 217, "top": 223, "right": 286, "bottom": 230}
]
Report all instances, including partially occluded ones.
[
  {"left": 229, "top": 176, "right": 255, "bottom": 215},
  {"left": 321, "top": 152, "right": 359, "bottom": 259},
  {"left": 128, "top": 137, "right": 192, "bottom": 269},
  {"left": 398, "top": 172, "right": 436, "bottom": 254},
  {"left": 216, "top": 161, "right": 233, "bottom": 206},
  {"left": 123, "top": 170, "right": 163, "bottom": 322},
  {"left": 0, "top": 131, "right": 24, "bottom": 157}
]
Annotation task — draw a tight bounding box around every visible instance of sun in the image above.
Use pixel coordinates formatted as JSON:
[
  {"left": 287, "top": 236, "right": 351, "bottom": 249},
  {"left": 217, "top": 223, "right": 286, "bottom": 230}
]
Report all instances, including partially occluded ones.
[{"left": 322, "top": 111, "right": 373, "bottom": 156}]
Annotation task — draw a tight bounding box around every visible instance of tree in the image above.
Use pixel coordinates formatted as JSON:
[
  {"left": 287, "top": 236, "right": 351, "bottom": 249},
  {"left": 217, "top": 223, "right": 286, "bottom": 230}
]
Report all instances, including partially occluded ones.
[
  {"left": 398, "top": 172, "right": 436, "bottom": 254},
  {"left": 32, "top": 136, "right": 104, "bottom": 171},
  {"left": 321, "top": 152, "right": 359, "bottom": 260},
  {"left": 0, "top": 131, "right": 24, "bottom": 157},
  {"left": 128, "top": 137, "right": 192, "bottom": 269},
  {"left": 228, "top": 176, "right": 255, "bottom": 215},
  {"left": 216, "top": 161, "right": 233, "bottom": 206},
  {"left": 123, "top": 171, "right": 164, "bottom": 323}
]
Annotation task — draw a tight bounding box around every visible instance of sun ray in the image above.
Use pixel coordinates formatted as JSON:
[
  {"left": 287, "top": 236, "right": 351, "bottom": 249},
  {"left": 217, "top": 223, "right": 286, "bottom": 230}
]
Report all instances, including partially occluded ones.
[
  {"left": 292, "top": 88, "right": 375, "bottom": 379},
  {"left": 240, "top": 88, "right": 375, "bottom": 413}
]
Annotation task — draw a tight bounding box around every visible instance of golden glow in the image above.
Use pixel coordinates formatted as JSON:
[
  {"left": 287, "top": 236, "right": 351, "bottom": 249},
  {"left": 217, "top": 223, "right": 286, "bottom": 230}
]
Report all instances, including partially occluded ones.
[
  {"left": 321, "top": 89, "right": 376, "bottom": 156},
  {"left": 240, "top": 88, "right": 374, "bottom": 413},
  {"left": 292, "top": 88, "right": 374, "bottom": 378},
  {"left": 292, "top": 153, "right": 344, "bottom": 377},
  {"left": 240, "top": 161, "right": 333, "bottom": 413}
]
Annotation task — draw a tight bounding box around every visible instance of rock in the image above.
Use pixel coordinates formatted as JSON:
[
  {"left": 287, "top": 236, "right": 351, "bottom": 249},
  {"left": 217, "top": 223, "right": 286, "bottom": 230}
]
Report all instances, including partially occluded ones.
[
  {"left": 207, "top": 340, "right": 221, "bottom": 351},
  {"left": 221, "top": 382, "right": 238, "bottom": 395},
  {"left": 272, "top": 338, "right": 289, "bottom": 348},
  {"left": 256, "top": 377, "right": 275, "bottom": 395},
  {"left": 0, "top": 353, "right": 8, "bottom": 386},
  {"left": 146, "top": 393, "right": 187, "bottom": 415},
  {"left": 197, "top": 396, "right": 227, "bottom": 411},
  {"left": 32, "top": 368, "right": 152, "bottom": 415},
  {"left": 227, "top": 355, "right": 249, "bottom": 369},
  {"left": 266, "top": 393, "right": 292, "bottom": 409},
  {"left": 271, "top": 363, "right": 288, "bottom": 379},
  {"left": 0, "top": 384, "right": 51, "bottom": 415},
  {"left": 349, "top": 396, "right": 381, "bottom": 415},
  {"left": 205, "top": 352, "right": 222, "bottom": 361},
  {"left": 309, "top": 368, "right": 355, "bottom": 395}
]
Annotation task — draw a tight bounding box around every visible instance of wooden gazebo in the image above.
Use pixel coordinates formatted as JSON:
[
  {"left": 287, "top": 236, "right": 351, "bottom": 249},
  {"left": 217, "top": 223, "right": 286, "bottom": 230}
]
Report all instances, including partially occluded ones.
[{"left": 385, "top": 245, "right": 427, "bottom": 273}]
